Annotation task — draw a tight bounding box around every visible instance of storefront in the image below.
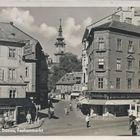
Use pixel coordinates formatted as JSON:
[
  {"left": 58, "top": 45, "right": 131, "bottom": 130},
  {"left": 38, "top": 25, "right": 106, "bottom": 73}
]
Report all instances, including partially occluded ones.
[
  {"left": 0, "top": 98, "right": 35, "bottom": 124},
  {"left": 71, "top": 92, "right": 80, "bottom": 100},
  {"left": 79, "top": 98, "right": 134, "bottom": 117}
]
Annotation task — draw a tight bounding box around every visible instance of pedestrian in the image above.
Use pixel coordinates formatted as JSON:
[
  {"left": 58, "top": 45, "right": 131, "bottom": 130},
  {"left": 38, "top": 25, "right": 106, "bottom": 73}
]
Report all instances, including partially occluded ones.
[
  {"left": 26, "top": 112, "right": 31, "bottom": 124},
  {"left": 69, "top": 103, "right": 72, "bottom": 111},
  {"left": 64, "top": 107, "right": 68, "bottom": 115},
  {"left": 90, "top": 107, "right": 94, "bottom": 118},
  {"left": 130, "top": 120, "right": 138, "bottom": 136},
  {"left": 77, "top": 102, "right": 80, "bottom": 111},
  {"left": 85, "top": 114, "right": 90, "bottom": 128}
]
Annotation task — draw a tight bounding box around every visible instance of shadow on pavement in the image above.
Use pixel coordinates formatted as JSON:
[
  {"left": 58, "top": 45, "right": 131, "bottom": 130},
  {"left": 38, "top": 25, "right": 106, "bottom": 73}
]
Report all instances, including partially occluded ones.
[
  {"left": 52, "top": 99, "right": 60, "bottom": 103},
  {"left": 51, "top": 115, "right": 59, "bottom": 119},
  {"left": 38, "top": 112, "right": 48, "bottom": 119}
]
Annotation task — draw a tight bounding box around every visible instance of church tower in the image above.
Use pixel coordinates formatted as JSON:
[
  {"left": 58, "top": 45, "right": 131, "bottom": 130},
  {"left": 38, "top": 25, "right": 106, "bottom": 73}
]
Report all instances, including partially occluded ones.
[{"left": 54, "top": 19, "right": 66, "bottom": 63}]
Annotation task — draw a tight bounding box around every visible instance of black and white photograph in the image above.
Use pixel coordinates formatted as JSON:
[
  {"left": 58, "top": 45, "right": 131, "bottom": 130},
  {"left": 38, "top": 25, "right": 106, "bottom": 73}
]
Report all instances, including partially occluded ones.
[{"left": 0, "top": 0, "right": 140, "bottom": 137}]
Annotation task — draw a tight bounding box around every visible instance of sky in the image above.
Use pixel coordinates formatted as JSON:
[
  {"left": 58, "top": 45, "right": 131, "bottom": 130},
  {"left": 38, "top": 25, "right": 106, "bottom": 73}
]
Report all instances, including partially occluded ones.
[{"left": 0, "top": 7, "right": 116, "bottom": 60}]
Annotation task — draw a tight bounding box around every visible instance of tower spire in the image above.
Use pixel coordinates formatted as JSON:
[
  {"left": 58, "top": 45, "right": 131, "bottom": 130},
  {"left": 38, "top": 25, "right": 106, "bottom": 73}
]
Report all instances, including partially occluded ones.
[
  {"left": 54, "top": 19, "right": 66, "bottom": 64},
  {"left": 58, "top": 18, "right": 62, "bottom": 37}
]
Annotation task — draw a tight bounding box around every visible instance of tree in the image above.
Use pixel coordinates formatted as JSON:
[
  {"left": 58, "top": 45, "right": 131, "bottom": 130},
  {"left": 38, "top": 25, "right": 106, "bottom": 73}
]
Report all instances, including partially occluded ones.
[
  {"left": 59, "top": 53, "right": 82, "bottom": 73},
  {"left": 49, "top": 52, "right": 82, "bottom": 91}
]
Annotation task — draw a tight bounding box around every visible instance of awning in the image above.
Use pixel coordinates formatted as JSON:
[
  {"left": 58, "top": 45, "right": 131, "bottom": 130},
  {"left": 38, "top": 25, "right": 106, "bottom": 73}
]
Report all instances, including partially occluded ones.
[
  {"left": 89, "top": 100, "right": 107, "bottom": 105},
  {"left": 80, "top": 99, "right": 134, "bottom": 105},
  {"left": 71, "top": 93, "right": 80, "bottom": 96},
  {"left": 105, "top": 100, "right": 134, "bottom": 105},
  {"left": 79, "top": 98, "right": 89, "bottom": 104}
]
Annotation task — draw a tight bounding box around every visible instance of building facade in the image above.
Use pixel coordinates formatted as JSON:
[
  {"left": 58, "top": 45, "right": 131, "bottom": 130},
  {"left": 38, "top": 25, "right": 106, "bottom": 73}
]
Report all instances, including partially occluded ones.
[
  {"left": 81, "top": 41, "right": 88, "bottom": 92},
  {"left": 82, "top": 10, "right": 140, "bottom": 116},
  {"left": 56, "top": 72, "right": 82, "bottom": 97},
  {"left": 0, "top": 22, "right": 48, "bottom": 123}
]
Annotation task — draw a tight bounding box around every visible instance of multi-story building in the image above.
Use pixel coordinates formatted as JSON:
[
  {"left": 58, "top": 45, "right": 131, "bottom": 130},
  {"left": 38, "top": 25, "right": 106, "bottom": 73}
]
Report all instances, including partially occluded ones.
[
  {"left": 81, "top": 42, "right": 88, "bottom": 92},
  {"left": 82, "top": 8, "right": 140, "bottom": 116},
  {"left": 0, "top": 22, "right": 48, "bottom": 123},
  {"left": 23, "top": 41, "right": 48, "bottom": 108},
  {"left": 56, "top": 72, "right": 82, "bottom": 99}
]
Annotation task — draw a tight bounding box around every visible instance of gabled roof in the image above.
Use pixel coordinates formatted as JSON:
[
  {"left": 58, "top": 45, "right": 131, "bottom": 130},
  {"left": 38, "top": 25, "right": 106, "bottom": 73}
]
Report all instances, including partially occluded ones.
[
  {"left": 0, "top": 22, "right": 37, "bottom": 44},
  {"left": 56, "top": 72, "right": 82, "bottom": 85}
]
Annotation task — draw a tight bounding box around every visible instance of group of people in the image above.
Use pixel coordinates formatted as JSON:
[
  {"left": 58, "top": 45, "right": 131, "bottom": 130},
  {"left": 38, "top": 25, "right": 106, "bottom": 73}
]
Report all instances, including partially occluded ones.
[{"left": 0, "top": 111, "right": 15, "bottom": 129}]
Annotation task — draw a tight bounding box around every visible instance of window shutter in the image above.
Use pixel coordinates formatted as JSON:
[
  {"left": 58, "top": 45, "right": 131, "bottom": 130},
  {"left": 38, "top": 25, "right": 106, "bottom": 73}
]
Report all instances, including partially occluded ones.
[{"left": 0, "top": 69, "right": 4, "bottom": 81}]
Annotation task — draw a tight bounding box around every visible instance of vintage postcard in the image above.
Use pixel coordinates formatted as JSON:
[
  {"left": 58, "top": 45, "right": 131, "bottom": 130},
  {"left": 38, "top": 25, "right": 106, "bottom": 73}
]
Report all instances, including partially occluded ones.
[{"left": 0, "top": 0, "right": 139, "bottom": 139}]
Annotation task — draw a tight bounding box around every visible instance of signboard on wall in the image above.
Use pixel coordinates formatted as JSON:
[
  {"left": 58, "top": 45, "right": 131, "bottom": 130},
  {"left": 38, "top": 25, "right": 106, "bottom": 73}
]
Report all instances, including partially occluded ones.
[{"left": 23, "top": 42, "right": 32, "bottom": 56}]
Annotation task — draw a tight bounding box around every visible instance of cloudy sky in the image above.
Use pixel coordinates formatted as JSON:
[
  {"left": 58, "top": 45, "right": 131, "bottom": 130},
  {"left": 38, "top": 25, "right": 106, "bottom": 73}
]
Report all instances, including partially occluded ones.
[{"left": 0, "top": 7, "right": 116, "bottom": 60}]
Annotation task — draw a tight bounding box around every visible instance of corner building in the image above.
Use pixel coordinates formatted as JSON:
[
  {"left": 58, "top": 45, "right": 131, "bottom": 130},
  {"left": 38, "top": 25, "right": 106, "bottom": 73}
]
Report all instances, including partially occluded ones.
[{"left": 84, "top": 21, "right": 140, "bottom": 116}]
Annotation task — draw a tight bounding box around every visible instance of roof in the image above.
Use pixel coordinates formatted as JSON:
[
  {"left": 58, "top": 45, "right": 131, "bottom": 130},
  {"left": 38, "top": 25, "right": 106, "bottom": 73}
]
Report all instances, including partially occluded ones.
[
  {"left": 90, "top": 21, "right": 140, "bottom": 36},
  {"left": 0, "top": 98, "right": 34, "bottom": 107},
  {"left": 56, "top": 72, "right": 82, "bottom": 85},
  {"left": 0, "top": 22, "right": 37, "bottom": 44}
]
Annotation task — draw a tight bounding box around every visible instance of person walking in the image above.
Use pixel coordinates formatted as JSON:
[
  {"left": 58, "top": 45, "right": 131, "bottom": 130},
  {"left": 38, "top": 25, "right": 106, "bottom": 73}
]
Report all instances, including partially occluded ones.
[
  {"left": 90, "top": 108, "right": 94, "bottom": 118},
  {"left": 85, "top": 114, "right": 90, "bottom": 128},
  {"left": 130, "top": 120, "right": 138, "bottom": 136},
  {"left": 26, "top": 112, "right": 31, "bottom": 124},
  {"left": 69, "top": 103, "right": 72, "bottom": 111},
  {"left": 64, "top": 107, "right": 68, "bottom": 115}
]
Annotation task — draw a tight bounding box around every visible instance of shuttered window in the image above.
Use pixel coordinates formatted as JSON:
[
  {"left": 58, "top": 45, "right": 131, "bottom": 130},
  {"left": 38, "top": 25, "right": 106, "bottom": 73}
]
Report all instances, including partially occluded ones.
[{"left": 0, "top": 69, "right": 4, "bottom": 81}]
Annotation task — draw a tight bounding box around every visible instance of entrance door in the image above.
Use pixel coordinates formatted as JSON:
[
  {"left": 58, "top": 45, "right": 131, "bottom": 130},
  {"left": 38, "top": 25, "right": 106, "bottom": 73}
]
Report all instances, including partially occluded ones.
[{"left": 98, "top": 105, "right": 103, "bottom": 115}]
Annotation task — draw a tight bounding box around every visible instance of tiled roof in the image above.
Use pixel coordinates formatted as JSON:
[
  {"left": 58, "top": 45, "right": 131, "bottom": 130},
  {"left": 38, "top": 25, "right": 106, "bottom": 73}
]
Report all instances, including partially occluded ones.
[
  {"left": 56, "top": 72, "right": 82, "bottom": 85},
  {"left": 0, "top": 22, "right": 37, "bottom": 44},
  {"left": 91, "top": 21, "right": 140, "bottom": 35}
]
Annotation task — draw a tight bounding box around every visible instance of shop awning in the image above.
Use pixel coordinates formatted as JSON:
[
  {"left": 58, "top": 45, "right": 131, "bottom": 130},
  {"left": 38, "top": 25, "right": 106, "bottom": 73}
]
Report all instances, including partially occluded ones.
[
  {"left": 89, "top": 100, "right": 107, "bottom": 105},
  {"left": 0, "top": 98, "right": 34, "bottom": 108},
  {"left": 105, "top": 100, "right": 134, "bottom": 105},
  {"left": 80, "top": 99, "right": 134, "bottom": 105},
  {"left": 79, "top": 99, "right": 107, "bottom": 105},
  {"left": 71, "top": 93, "right": 80, "bottom": 96}
]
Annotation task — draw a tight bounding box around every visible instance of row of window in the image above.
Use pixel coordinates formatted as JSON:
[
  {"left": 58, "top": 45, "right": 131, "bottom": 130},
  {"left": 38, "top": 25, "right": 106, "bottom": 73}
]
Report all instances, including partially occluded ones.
[
  {"left": 97, "top": 78, "right": 140, "bottom": 89},
  {"left": 96, "top": 58, "right": 140, "bottom": 71},
  {"left": 5, "top": 46, "right": 30, "bottom": 59},
  {"left": 9, "top": 89, "right": 16, "bottom": 98},
  {"left": 98, "top": 38, "right": 138, "bottom": 53},
  {"left": 0, "top": 67, "right": 29, "bottom": 81}
]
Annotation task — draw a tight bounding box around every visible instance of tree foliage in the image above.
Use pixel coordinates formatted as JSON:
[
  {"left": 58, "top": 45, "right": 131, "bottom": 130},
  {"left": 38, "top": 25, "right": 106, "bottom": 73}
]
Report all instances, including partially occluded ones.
[{"left": 48, "top": 52, "right": 82, "bottom": 91}]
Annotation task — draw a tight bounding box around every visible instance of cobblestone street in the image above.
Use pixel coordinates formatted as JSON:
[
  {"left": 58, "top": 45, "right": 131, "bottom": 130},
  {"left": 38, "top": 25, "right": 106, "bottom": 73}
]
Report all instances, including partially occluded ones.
[{"left": 1, "top": 100, "right": 139, "bottom": 136}]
